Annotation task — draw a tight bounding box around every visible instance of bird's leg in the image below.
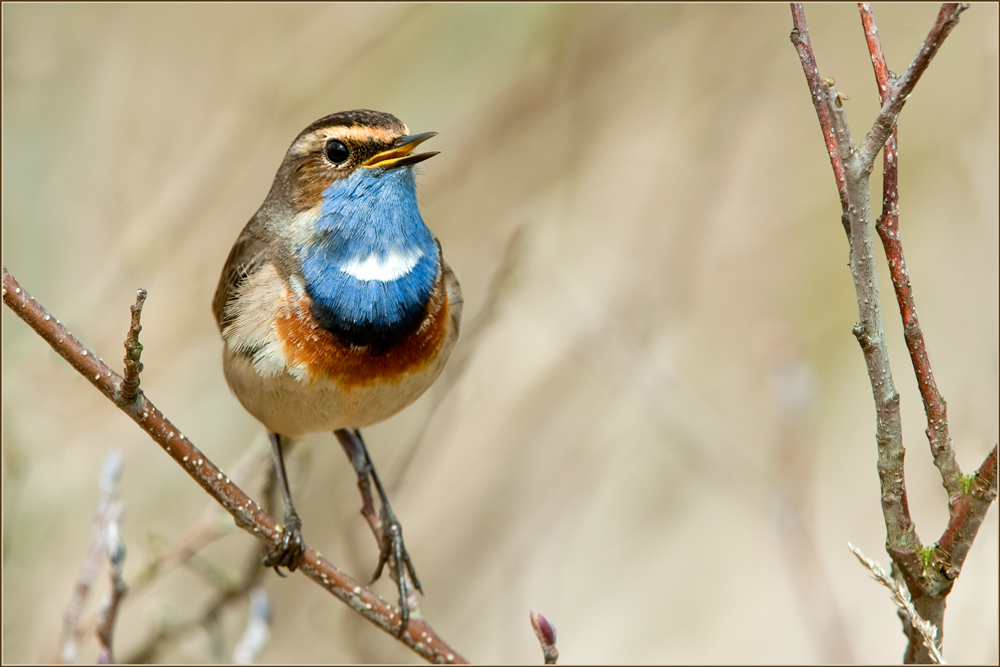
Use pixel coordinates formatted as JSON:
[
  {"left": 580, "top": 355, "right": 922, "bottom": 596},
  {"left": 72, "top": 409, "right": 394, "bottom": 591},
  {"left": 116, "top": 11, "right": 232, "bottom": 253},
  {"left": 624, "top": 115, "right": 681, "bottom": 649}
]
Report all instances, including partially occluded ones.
[
  {"left": 334, "top": 428, "right": 422, "bottom": 635},
  {"left": 261, "top": 431, "right": 306, "bottom": 574},
  {"left": 335, "top": 429, "right": 382, "bottom": 537}
]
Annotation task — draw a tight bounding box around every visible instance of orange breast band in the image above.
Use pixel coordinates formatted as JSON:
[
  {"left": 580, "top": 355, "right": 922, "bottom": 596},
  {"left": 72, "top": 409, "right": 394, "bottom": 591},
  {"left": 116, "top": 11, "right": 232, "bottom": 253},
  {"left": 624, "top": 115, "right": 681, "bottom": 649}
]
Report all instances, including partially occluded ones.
[{"left": 274, "top": 273, "right": 451, "bottom": 387}]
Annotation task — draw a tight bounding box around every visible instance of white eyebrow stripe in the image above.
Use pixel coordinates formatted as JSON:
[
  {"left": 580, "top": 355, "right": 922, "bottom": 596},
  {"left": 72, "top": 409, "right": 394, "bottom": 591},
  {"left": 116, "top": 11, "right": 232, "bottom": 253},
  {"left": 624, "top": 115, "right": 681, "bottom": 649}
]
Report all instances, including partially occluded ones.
[{"left": 339, "top": 248, "right": 424, "bottom": 282}]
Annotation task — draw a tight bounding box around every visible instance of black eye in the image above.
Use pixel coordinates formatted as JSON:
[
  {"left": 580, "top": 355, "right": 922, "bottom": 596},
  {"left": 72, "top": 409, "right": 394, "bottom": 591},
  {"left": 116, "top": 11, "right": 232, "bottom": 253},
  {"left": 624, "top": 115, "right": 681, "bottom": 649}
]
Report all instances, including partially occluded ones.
[{"left": 324, "top": 140, "right": 350, "bottom": 165}]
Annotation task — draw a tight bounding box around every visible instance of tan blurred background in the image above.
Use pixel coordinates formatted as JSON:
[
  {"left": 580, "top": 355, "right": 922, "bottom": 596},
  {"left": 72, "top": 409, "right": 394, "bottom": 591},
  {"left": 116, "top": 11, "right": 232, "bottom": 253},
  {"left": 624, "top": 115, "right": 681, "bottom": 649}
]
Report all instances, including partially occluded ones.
[{"left": 2, "top": 4, "right": 997, "bottom": 664}]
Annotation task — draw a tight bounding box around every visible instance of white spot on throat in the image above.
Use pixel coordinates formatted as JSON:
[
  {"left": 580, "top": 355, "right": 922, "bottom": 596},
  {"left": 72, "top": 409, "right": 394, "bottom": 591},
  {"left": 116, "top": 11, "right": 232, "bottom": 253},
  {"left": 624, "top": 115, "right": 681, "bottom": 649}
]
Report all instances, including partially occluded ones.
[{"left": 340, "top": 248, "right": 424, "bottom": 282}]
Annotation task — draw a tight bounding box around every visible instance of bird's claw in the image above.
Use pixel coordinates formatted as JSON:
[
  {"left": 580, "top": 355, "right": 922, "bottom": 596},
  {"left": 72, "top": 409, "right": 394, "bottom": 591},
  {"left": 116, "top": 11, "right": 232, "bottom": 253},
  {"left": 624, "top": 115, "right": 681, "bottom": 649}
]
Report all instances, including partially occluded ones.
[
  {"left": 262, "top": 510, "right": 305, "bottom": 574},
  {"left": 370, "top": 508, "right": 422, "bottom": 636}
]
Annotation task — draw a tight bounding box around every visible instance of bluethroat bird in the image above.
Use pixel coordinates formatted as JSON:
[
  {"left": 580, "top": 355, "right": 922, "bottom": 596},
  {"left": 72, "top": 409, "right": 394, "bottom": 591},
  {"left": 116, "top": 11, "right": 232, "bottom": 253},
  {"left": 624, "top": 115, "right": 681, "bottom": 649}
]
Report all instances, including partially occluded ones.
[{"left": 212, "top": 110, "right": 462, "bottom": 630}]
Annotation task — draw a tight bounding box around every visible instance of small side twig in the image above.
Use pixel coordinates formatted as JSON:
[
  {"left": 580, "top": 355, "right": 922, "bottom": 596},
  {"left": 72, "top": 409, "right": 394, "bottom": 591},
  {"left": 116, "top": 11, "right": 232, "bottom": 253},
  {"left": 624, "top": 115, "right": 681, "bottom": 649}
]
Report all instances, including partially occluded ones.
[
  {"left": 848, "top": 543, "right": 944, "bottom": 664},
  {"left": 530, "top": 610, "right": 558, "bottom": 665},
  {"left": 120, "top": 289, "right": 147, "bottom": 402},
  {"left": 95, "top": 503, "right": 127, "bottom": 664}
]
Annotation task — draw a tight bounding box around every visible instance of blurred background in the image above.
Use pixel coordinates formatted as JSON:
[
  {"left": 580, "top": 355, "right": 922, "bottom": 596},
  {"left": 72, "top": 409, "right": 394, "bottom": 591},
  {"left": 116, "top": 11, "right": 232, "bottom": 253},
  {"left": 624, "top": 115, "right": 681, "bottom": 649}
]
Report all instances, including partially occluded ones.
[{"left": 2, "top": 4, "right": 996, "bottom": 663}]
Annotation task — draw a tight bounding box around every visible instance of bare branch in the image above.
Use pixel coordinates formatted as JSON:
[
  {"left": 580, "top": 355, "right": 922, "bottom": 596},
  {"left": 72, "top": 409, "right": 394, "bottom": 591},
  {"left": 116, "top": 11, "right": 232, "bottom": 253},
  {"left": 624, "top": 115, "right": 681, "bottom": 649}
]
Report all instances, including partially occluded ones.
[
  {"left": 859, "top": 4, "right": 893, "bottom": 100},
  {"left": 789, "top": 3, "right": 850, "bottom": 236},
  {"left": 934, "top": 445, "right": 999, "bottom": 588},
  {"left": 792, "top": 5, "right": 996, "bottom": 662},
  {"left": 860, "top": 2, "right": 964, "bottom": 501},
  {"left": 2, "top": 265, "right": 466, "bottom": 665},
  {"left": 859, "top": 4, "right": 969, "bottom": 167},
  {"left": 821, "top": 78, "right": 922, "bottom": 574}
]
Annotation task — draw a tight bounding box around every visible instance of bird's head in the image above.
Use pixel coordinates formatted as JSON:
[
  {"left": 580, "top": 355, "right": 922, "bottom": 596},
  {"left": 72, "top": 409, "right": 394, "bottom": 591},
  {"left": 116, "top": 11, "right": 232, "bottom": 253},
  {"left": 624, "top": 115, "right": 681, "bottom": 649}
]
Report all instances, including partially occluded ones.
[{"left": 269, "top": 110, "right": 442, "bottom": 349}]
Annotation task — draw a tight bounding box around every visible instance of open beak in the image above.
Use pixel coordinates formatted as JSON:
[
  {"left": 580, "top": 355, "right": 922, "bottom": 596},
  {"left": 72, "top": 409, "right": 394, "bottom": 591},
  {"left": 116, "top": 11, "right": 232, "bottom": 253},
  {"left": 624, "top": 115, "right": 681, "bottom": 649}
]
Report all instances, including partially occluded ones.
[{"left": 362, "top": 132, "right": 439, "bottom": 169}]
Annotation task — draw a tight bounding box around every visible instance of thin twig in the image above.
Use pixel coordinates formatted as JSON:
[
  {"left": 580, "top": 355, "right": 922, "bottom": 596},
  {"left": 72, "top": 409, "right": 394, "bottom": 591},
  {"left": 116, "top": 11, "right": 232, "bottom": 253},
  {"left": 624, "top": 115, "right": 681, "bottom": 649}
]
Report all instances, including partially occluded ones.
[
  {"left": 2, "top": 265, "right": 466, "bottom": 665},
  {"left": 116, "top": 439, "right": 276, "bottom": 662},
  {"left": 789, "top": 4, "right": 850, "bottom": 236},
  {"left": 120, "top": 289, "right": 147, "bottom": 401},
  {"left": 859, "top": 4, "right": 969, "bottom": 167},
  {"left": 859, "top": 4, "right": 893, "bottom": 100}
]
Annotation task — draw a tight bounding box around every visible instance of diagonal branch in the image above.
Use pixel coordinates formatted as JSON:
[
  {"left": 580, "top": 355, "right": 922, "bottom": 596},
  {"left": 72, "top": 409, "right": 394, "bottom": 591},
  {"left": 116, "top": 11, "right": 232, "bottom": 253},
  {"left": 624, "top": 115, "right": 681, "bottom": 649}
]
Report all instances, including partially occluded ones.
[
  {"left": 860, "top": 2, "right": 964, "bottom": 501},
  {"left": 934, "top": 445, "right": 999, "bottom": 586},
  {"left": 822, "top": 78, "right": 922, "bottom": 578},
  {"left": 1, "top": 265, "right": 466, "bottom": 665},
  {"left": 859, "top": 7, "right": 997, "bottom": 604},
  {"left": 790, "top": 3, "right": 851, "bottom": 237},
  {"left": 859, "top": 3, "right": 969, "bottom": 168}
]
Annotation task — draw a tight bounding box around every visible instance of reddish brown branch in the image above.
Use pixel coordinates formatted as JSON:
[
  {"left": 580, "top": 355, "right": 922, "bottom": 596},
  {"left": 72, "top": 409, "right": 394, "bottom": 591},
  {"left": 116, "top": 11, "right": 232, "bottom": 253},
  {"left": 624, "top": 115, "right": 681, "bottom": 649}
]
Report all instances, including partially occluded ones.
[
  {"left": 791, "top": 6, "right": 997, "bottom": 662},
  {"left": 2, "top": 265, "right": 466, "bottom": 665},
  {"left": 935, "top": 445, "right": 999, "bottom": 588},
  {"left": 859, "top": 4, "right": 892, "bottom": 99},
  {"left": 789, "top": 3, "right": 850, "bottom": 236},
  {"left": 860, "top": 3, "right": 964, "bottom": 501},
  {"left": 859, "top": 3, "right": 969, "bottom": 166}
]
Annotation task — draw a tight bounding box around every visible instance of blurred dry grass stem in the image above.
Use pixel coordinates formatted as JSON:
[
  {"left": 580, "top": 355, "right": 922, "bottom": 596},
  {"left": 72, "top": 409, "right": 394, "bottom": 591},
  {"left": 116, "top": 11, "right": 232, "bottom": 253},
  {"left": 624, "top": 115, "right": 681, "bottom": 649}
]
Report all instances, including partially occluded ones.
[{"left": 848, "top": 543, "right": 944, "bottom": 664}]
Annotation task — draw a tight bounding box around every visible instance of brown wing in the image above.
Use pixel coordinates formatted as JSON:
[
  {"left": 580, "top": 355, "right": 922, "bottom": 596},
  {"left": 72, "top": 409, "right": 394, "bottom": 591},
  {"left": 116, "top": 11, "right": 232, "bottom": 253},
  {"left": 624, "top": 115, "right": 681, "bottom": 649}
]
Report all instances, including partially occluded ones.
[
  {"left": 440, "top": 256, "right": 463, "bottom": 339},
  {"left": 212, "top": 221, "right": 271, "bottom": 331}
]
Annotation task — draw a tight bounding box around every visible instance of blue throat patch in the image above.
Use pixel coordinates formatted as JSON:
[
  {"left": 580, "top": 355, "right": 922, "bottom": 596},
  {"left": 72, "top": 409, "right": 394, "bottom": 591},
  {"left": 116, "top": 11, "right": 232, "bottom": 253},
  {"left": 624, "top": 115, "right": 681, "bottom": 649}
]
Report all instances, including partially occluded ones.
[{"left": 300, "top": 167, "right": 439, "bottom": 351}]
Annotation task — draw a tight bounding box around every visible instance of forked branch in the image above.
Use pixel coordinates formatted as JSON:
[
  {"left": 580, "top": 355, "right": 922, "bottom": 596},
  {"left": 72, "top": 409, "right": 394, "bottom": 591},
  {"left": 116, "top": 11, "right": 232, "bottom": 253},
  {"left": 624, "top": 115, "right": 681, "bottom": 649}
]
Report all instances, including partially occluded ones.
[{"left": 789, "top": 4, "right": 997, "bottom": 663}]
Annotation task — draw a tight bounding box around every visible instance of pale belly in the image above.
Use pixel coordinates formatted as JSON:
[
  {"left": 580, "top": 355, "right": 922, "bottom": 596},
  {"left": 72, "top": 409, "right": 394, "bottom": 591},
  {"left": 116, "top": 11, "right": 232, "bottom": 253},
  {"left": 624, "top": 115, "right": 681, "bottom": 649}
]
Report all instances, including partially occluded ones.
[{"left": 222, "top": 340, "right": 453, "bottom": 436}]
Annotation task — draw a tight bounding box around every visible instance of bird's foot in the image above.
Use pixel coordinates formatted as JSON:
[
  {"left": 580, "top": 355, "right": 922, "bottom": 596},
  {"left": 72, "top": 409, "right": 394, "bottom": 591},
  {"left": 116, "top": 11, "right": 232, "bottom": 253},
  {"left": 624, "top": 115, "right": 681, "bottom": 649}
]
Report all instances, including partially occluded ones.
[
  {"left": 262, "top": 509, "right": 305, "bottom": 575},
  {"left": 371, "top": 505, "right": 422, "bottom": 636}
]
